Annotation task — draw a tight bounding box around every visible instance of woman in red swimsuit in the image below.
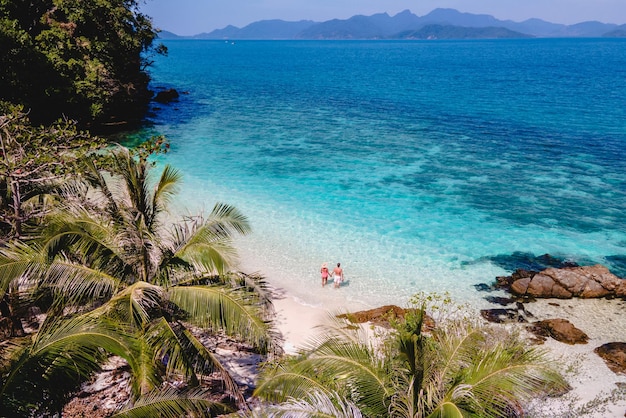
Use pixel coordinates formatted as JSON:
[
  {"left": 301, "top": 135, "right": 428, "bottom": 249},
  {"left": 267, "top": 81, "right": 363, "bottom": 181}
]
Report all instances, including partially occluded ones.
[{"left": 320, "top": 262, "right": 329, "bottom": 287}]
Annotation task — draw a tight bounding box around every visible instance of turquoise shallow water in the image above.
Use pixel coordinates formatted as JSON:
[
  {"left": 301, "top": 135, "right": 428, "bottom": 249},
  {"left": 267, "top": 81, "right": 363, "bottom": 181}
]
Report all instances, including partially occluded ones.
[{"left": 137, "top": 39, "right": 626, "bottom": 309}]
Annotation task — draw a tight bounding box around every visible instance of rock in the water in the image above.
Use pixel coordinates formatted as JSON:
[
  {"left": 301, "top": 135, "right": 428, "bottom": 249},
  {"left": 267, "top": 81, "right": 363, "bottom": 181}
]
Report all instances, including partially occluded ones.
[
  {"left": 154, "top": 88, "right": 179, "bottom": 103},
  {"left": 474, "top": 283, "right": 493, "bottom": 292},
  {"left": 527, "top": 318, "right": 589, "bottom": 345},
  {"left": 484, "top": 296, "right": 517, "bottom": 306},
  {"left": 510, "top": 265, "right": 626, "bottom": 299},
  {"left": 480, "top": 308, "right": 527, "bottom": 324},
  {"left": 594, "top": 342, "right": 626, "bottom": 375}
]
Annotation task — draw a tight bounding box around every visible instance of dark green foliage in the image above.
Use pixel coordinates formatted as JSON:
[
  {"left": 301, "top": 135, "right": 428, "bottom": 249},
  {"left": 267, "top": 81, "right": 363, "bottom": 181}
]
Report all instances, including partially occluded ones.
[
  {"left": 0, "top": 145, "right": 275, "bottom": 414},
  {"left": 0, "top": 0, "right": 164, "bottom": 129},
  {"left": 0, "top": 103, "right": 106, "bottom": 240}
]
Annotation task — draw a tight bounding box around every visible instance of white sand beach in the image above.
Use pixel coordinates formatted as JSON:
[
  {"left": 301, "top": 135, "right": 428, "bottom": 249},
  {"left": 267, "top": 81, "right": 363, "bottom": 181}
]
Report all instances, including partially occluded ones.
[{"left": 252, "top": 252, "right": 626, "bottom": 418}]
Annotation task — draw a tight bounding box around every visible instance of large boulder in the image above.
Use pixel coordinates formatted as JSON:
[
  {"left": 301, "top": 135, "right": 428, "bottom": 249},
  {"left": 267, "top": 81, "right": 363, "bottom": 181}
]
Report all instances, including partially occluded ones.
[
  {"left": 594, "top": 342, "right": 626, "bottom": 375},
  {"left": 526, "top": 318, "right": 589, "bottom": 345},
  {"left": 509, "top": 265, "right": 626, "bottom": 299},
  {"left": 338, "top": 305, "right": 435, "bottom": 330},
  {"left": 153, "top": 88, "right": 179, "bottom": 103}
]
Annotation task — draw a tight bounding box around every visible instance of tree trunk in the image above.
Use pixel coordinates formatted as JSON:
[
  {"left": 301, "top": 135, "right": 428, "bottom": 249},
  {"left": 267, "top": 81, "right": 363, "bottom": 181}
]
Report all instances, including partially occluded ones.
[
  {"left": 0, "top": 293, "right": 25, "bottom": 337},
  {"left": 10, "top": 178, "right": 22, "bottom": 239}
]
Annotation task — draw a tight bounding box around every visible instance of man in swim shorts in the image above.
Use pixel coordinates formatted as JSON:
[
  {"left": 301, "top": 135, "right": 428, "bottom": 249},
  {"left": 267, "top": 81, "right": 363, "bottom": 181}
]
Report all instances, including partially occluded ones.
[{"left": 333, "top": 263, "right": 343, "bottom": 288}]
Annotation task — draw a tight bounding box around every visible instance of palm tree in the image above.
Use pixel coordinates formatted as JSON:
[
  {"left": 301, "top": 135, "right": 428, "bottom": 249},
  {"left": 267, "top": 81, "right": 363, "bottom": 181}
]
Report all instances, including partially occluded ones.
[
  {"left": 0, "top": 313, "right": 230, "bottom": 417},
  {"left": 0, "top": 144, "right": 275, "bottom": 415},
  {"left": 253, "top": 300, "right": 568, "bottom": 418}
]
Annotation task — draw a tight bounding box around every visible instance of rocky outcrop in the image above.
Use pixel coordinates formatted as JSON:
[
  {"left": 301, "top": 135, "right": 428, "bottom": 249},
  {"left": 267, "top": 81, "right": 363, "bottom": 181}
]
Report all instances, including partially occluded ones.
[
  {"left": 153, "top": 88, "right": 180, "bottom": 103},
  {"left": 507, "top": 265, "right": 626, "bottom": 299},
  {"left": 480, "top": 302, "right": 535, "bottom": 324},
  {"left": 594, "top": 342, "right": 626, "bottom": 375},
  {"left": 526, "top": 318, "right": 589, "bottom": 345},
  {"left": 338, "top": 305, "right": 435, "bottom": 330}
]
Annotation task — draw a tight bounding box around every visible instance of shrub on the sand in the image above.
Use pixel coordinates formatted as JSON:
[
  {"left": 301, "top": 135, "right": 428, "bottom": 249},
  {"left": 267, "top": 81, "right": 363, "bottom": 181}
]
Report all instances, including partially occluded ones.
[{"left": 252, "top": 293, "right": 569, "bottom": 418}]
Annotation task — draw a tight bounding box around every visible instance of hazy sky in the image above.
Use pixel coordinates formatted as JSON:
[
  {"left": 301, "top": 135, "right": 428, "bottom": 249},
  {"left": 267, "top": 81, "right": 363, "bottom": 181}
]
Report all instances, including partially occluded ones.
[{"left": 139, "top": 0, "right": 626, "bottom": 36}]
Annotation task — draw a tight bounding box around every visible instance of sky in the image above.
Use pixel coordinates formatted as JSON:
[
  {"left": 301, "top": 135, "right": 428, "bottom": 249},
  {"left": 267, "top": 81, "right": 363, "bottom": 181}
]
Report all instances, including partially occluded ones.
[{"left": 139, "top": 0, "right": 626, "bottom": 36}]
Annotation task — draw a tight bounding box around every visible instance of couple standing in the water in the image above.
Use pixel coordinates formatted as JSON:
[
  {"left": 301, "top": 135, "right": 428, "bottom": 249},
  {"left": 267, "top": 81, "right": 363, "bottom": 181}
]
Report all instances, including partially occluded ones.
[{"left": 320, "top": 262, "right": 344, "bottom": 288}]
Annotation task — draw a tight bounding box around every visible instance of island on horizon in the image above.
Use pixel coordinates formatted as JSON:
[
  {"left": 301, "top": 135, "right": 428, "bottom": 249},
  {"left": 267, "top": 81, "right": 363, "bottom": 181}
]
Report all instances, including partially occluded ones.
[{"left": 157, "top": 8, "right": 626, "bottom": 40}]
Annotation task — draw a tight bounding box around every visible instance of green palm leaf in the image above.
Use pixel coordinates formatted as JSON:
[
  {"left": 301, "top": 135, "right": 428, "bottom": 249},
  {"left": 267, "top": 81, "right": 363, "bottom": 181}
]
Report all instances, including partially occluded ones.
[
  {"left": 0, "top": 315, "right": 134, "bottom": 415},
  {"left": 152, "top": 164, "right": 182, "bottom": 218},
  {"left": 256, "top": 301, "right": 567, "bottom": 418},
  {"left": 255, "top": 317, "right": 393, "bottom": 416},
  {"left": 44, "top": 260, "right": 122, "bottom": 304},
  {"left": 168, "top": 286, "right": 272, "bottom": 352},
  {"left": 94, "top": 281, "right": 164, "bottom": 329},
  {"left": 0, "top": 241, "right": 40, "bottom": 298},
  {"left": 208, "top": 202, "right": 252, "bottom": 237},
  {"left": 1, "top": 143, "right": 275, "bottom": 414},
  {"left": 110, "top": 387, "right": 230, "bottom": 418},
  {"left": 224, "top": 271, "right": 274, "bottom": 315},
  {"left": 243, "top": 390, "right": 363, "bottom": 418},
  {"left": 172, "top": 209, "right": 249, "bottom": 275},
  {"left": 146, "top": 317, "right": 244, "bottom": 405},
  {"left": 128, "top": 334, "right": 163, "bottom": 397}
]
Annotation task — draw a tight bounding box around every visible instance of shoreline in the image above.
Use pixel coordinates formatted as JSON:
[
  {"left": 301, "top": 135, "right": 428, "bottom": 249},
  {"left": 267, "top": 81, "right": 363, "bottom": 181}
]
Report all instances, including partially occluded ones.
[
  {"left": 258, "top": 262, "right": 626, "bottom": 416},
  {"left": 225, "top": 205, "right": 626, "bottom": 415}
]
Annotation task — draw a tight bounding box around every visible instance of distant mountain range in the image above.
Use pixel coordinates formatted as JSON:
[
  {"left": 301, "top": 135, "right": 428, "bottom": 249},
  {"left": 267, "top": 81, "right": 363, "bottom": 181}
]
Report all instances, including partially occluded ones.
[{"left": 158, "top": 8, "right": 626, "bottom": 40}]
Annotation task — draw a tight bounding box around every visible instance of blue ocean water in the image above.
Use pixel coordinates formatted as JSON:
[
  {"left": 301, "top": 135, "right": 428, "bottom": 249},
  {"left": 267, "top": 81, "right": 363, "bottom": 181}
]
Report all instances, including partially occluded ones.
[{"left": 139, "top": 39, "right": 626, "bottom": 309}]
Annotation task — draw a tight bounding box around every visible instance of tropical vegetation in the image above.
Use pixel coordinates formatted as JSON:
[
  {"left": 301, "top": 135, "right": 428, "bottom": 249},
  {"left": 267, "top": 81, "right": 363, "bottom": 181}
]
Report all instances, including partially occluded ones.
[
  {"left": 0, "top": 0, "right": 164, "bottom": 129},
  {"left": 0, "top": 3, "right": 574, "bottom": 416},
  {"left": 0, "top": 104, "right": 107, "bottom": 241},
  {"left": 0, "top": 1, "right": 272, "bottom": 415},
  {"left": 251, "top": 294, "right": 569, "bottom": 417},
  {"left": 0, "top": 141, "right": 276, "bottom": 416}
]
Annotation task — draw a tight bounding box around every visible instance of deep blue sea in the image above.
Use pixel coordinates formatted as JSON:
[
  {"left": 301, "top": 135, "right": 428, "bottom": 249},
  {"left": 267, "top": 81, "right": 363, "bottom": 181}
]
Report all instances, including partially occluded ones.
[{"left": 138, "top": 39, "right": 626, "bottom": 309}]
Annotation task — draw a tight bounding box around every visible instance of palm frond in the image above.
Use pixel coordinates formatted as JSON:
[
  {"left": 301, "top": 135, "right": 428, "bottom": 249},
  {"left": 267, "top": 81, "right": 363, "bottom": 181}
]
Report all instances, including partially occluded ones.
[
  {"left": 44, "top": 260, "right": 122, "bottom": 305},
  {"left": 31, "top": 314, "right": 133, "bottom": 363},
  {"left": 127, "top": 334, "right": 163, "bottom": 397},
  {"left": 42, "top": 208, "right": 121, "bottom": 261},
  {"left": 420, "top": 320, "right": 567, "bottom": 417},
  {"left": 0, "top": 315, "right": 135, "bottom": 414},
  {"left": 110, "top": 387, "right": 230, "bottom": 418},
  {"left": 255, "top": 318, "right": 393, "bottom": 416},
  {"left": 224, "top": 271, "right": 274, "bottom": 316},
  {"left": 172, "top": 217, "right": 240, "bottom": 276},
  {"left": 425, "top": 401, "right": 466, "bottom": 418},
  {"left": 95, "top": 281, "right": 164, "bottom": 330},
  {"left": 254, "top": 362, "right": 331, "bottom": 404},
  {"left": 168, "top": 286, "right": 272, "bottom": 352},
  {"left": 0, "top": 241, "right": 41, "bottom": 298},
  {"left": 145, "top": 318, "right": 244, "bottom": 405},
  {"left": 453, "top": 341, "right": 568, "bottom": 416},
  {"left": 111, "top": 147, "right": 154, "bottom": 231},
  {"left": 152, "top": 165, "right": 182, "bottom": 217},
  {"left": 178, "top": 236, "right": 238, "bottom": 276},
  {"left": 207, "top": 202, "right": 252, "bottom": 237},
  {"left": 245, "top": 390, "right": 363, "bottom": 418},
  {"left": 0, "top": 240, "right": 120, "bottom": 311},
  {"left": 78, "top": 154, "right": 122, "bottom": 220}
]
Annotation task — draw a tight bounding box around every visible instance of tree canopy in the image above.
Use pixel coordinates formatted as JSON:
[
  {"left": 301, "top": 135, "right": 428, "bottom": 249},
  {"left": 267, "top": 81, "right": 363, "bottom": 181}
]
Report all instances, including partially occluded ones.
[
  {"left": 0, "top": 0, "right": 164, "bottom": 130},
  {"left": 0, "top": 144, "right": 276, "bottom": 415},
  {"left": 0, "top": 104, "right": 107, "bottom": 240}
]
